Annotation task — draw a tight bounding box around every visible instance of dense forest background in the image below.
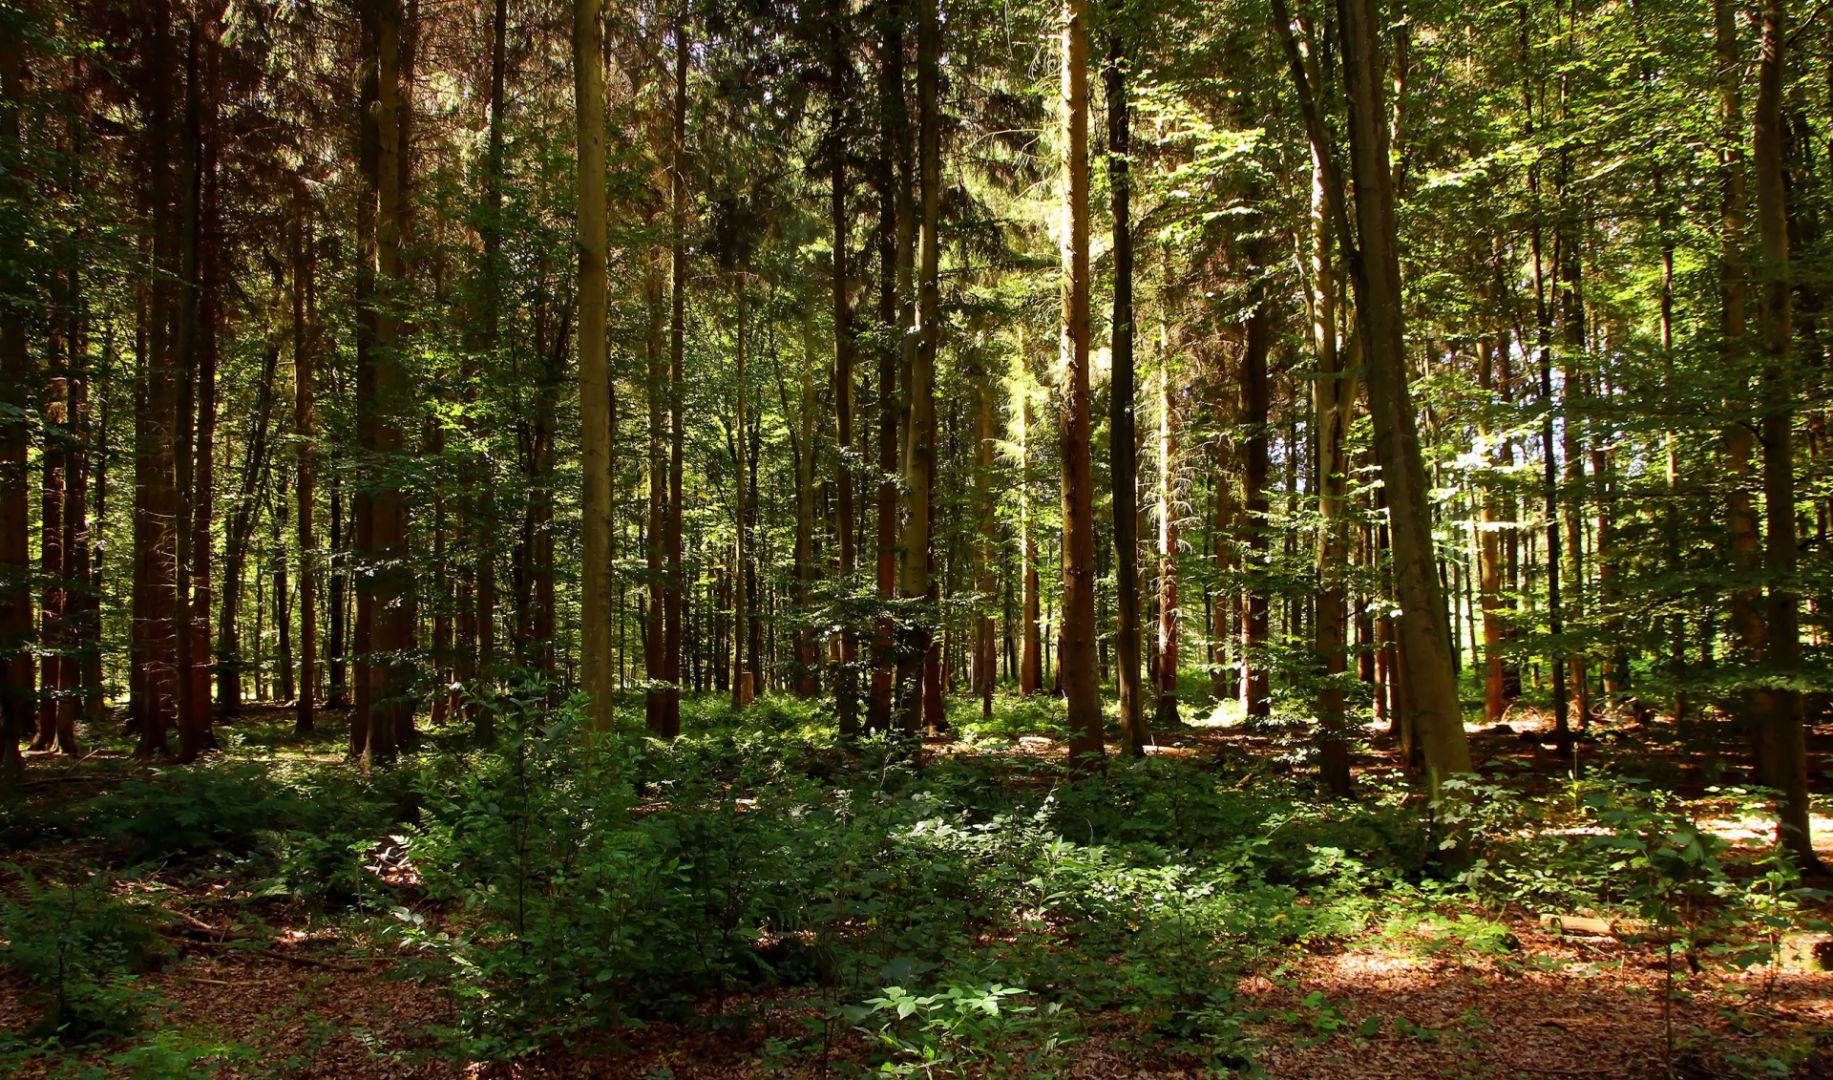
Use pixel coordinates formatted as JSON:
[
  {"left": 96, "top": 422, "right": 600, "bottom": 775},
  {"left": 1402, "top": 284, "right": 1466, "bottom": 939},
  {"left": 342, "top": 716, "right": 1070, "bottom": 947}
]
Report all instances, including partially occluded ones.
[{"left": 0, "top": 0, "right": 1831, "bottom": 1074}]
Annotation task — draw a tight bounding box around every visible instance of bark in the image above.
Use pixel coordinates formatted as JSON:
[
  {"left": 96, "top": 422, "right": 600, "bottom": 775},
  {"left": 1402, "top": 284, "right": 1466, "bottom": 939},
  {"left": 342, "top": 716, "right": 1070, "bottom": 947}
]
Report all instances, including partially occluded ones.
[
  {"left": 134, "top": 1, "right": 182, "bottom": 756},
  {"left": 893, "top": 0, "right": 940, "bottom": 738},
  {"left": 170, "top": 13, "right": 207, "bottom": 761},
  {"left": 973, "top": 366, "right": 998, "bottom": 721},
  {"left": 829, "top": 0, "right": 858, "bottom": 734},
  {"left": 1240, "top": 265, "right": 1271, "bottom": 722},
  {"left": 355, "top": 0, "right": 413, "bottom": 763},
  {"left": 1717, "top": 0, "right": 1766, "bottom": 745},
  {"left": 181, "top": 36, "right": 220, "bottom": 758},
  {"left": 1154, "top": 348, "right": 1180, "bottom": 730},
  {"left": 1018, "top": 347, "right": 1042, "bottom": 696},
  {"left": 0, "top": 19, "right": 28, "bottom": 782},
  {"left": 1059, "top": 0, "right": 1101, "bottom": 763},
  {"left": 1752, "top": 0, "right": 1818, "bottom": 868},
  {"left": 293, "top": 178, "right": 316, "bottom": 733},
  {"left": 36, "top": 367, "right": 67, "bottom": 752},
  {"left": 1106, "top": 33, "right": 1145, "bottom": 753},
  {"left": 575, "top": 0, "right": 616, "bottom": 734},
  {"left": 1557, "top": 232, "right": 1590, "bottom": 728},
  {"left": 732, "top": 287, "right": 753, "bottom": 709},
  {"left": 1339, "top": 0, "right": 1472, "bottom": 801},
  {"left": 868, "top": 0, "right": 907, "bottom": 732},
  {"left": 1476, "top": 338, "right": 1508, "bottom": 726},
  {"left": 1311, "top": 143, "right": 1357, "bottom": 794},
  {"left": 662, "top": 18, "right": 687, "bottom": 737}
]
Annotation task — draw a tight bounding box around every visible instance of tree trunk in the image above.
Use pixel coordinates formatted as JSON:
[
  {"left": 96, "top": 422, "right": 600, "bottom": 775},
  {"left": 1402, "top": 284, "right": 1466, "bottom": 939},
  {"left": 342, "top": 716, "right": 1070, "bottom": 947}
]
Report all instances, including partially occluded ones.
[
  {"left": 1752, "top": 0, "right": 1818, "bottom": 868},
  {"left": 868, "top": 0, "right": 907, "bottom": 733},
  {"left": 134, "top": 2, "right": 182, "bottom": 757},
  {"left": 1240, "top": 265, "right": 1271, "bottom": 722},
  {"left": 182, "top": 54, "right": 220, "bottom": 758},
  {"left": 1058, "top": 0, "right": 1100, "bottom": 764},
  {"left": 662, "top": 18, "right": 687, "bottom": 737},
  {"left": 893, "top": 0, "right": 940, "bottom": 739},
  {"left": 732, "top": 286, "right": 752, "bottom": 710},
  {"left": 1018, "top": 349, "right": 1042, "bottom": 697},
  {"left": 1311, "top": 144, "right": 1356, "bottom": 794},
  {"left": 1154, "top": 349, "right": 1180, "bottom": 731},
  {"left": 0, "top": 26, "right": 30, "bottom": 782},
  {"left": 293, "top": 177, "right": 317, "bottom": 733},
  {"left": 1476, "top": 338, "right": 1508, "bottom": 726},
  {"left": 355, "top": 0, "right": 413, "bottom": 763},
  {"left": 574, "top": 0, "right": 616, "bottom": 735},
  {"left": 828, "top": 0, "right": 858, "bottom": 734},
  {"left": 1106, "top": 33, "right": 1145, "bottom": 753},
  {"left": 1339, "top": 0, "right": 1472, "bottom": 802}
]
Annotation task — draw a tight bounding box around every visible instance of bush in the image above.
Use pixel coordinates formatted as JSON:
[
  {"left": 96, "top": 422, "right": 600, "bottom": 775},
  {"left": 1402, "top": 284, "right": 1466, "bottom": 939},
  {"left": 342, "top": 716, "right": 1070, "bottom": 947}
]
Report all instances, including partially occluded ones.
[{"left": 0, "top": 866, "right": 169, "bottom": 1041}]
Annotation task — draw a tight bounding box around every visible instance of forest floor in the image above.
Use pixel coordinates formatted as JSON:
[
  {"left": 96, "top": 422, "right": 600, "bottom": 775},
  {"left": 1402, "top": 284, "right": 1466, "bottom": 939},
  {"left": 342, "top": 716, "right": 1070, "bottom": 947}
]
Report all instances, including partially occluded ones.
[{"left": 1, "top": 694, "right": 1830, "bottom": 1079}]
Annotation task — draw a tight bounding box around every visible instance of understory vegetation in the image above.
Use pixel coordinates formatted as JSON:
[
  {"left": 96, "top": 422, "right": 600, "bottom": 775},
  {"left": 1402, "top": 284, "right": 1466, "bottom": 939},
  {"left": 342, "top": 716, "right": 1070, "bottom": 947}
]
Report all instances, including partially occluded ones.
[{"left": 1, "top": 695, "right": 1827, "bottom": 1077}]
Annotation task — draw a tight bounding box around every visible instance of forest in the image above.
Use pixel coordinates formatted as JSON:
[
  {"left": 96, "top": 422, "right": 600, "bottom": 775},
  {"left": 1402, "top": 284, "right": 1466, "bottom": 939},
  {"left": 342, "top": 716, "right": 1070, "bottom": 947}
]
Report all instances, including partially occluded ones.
[{"left": 0, "top": 0, "right": 1831, "bottom": 1074}]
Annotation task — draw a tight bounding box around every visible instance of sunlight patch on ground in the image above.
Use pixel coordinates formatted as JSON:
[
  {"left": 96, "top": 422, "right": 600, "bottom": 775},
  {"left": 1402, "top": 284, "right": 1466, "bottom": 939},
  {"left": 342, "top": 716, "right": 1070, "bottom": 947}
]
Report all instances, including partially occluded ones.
[{"left": 1186, "top": 699, "right": 1247, "bottom": 729}]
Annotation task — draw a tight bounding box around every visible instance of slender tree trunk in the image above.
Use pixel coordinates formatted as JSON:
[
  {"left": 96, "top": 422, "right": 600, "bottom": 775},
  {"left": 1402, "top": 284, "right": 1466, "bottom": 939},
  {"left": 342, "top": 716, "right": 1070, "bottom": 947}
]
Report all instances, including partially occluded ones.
[
  {"left": 645, "top": 221, "right": 670, "bottom": 720},
  {"left": 829, "top": 0, "right": 858, "bottom": 733},
  {"left": 1557, "top": 231, "right": 1590, "bottom": 729},
  {"left": 1311, "top": 147, "right": 1356, "bottom": 794},
  {"left": 575, "top": 0, "right": 616, "bottom": 735},
  {"left": 37, "top": 370, "right": 69, "bottom": 752},
  {"left": 170, "top": 15, "right": 206, "bottom": 760},
  {"left": 0, "top": 27, "right": 30, "bottom": 781},
  {"left": 1752, "top": 0, "right": 1818, "bottom": 867},
  {"left": 133, "top": 2, "right": 184, "bottom": 757},
  {"left": 182, "top": 58, "right": 220, "bottom": 757},
  {"left": 1240, "top": 267, "right": 1271, "bottom": 722},
  {"left": 868, "top": 0, "right": 907, "bottom": 732},
  {"left": 274, "top": 498, "right": 293, "bottom": 704},
  {"left": 355, "top": 0, "right": 412, "bottom": 763},
  {"left": 732, "top": 287, "right": 753, "bottom": 709},
  {"left": 1059, "top": 0, "right": 1101, "bottom": 763},
  {"left": 1154, "top": 349, "right": 1180, "bottom": 730},
  {"left": 893, "top": 0, "right": 940, "bottom": 738},
  {"left": 662, "top": 17, "right": 687, "bottom": 736},
  {"left": 293, "top": 178, "right": 317, "bottom": 733},
  {"left": 328, "top": 481, "right": 347, "bottom": 705},
  {"left": 216, "top": 279, "right": 280, "bottom": 717},
  {"left": 1018, "top": 351, "right": 1042, "bottom": 696},
  {"left": 1718, "top": 0, "right": 1766, "bottom": 752},
  {"left": 1476, "top": 338, "right": 1509, "bottom": 726},
  {"left": 973, "top": 364, "right": 998, "bottom": 720},
  {"left": 1106, "top": 33, "right": 1145, "bottom": 753},
  {"left": 1340, "top": 0, "right": 1472, "bottom": 801}
]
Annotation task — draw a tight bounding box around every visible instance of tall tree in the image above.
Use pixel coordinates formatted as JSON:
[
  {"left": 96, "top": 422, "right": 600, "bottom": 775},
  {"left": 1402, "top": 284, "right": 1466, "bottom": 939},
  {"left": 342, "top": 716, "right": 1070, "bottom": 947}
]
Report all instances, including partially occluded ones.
[
  {"left": 575, "top": 0, "right": 616, "bottom": 735},
  {"left": 1750, "top": 0, "right": 1817, "bottom": 868},
  {"left": 352, "top": 0, "right": 413, "bottom": 764},
  {"left": 1058, "top": 0, "right": 1101, "bottom": 763},
  {"left": 894, "top": 0, "right": 941, "bottom": 736},
  {"left": 293, "top": 177, "right": 317, "bottom": 734},
  {"left": 1106, "top": 31, "right": 1145, "bottom": 754},
  {"left": 828, "top": 0, "right": 858, "bottom": 736},
  {"left": 1337, "top": 0, "right": 1472, "bottom": 801}
]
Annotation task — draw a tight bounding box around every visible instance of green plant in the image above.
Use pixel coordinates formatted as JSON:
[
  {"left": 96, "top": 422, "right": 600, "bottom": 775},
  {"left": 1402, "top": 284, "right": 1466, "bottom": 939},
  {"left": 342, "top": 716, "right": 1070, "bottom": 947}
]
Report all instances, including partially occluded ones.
[
  {"left": 0, "top": 865, "right": 169, "bottom": 1041},
  {"left": 844, "top": 982, "right": 1067, "bottom": 1076}
]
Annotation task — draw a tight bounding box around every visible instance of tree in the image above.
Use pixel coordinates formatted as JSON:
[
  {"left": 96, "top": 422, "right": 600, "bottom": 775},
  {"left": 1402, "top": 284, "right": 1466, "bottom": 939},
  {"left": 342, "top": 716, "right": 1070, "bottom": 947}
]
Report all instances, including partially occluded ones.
[
  {"left": 1750, "top": 0, "right": 1817, "bottom": 869},
  {"left": 1058, "top": 0, "right": 1100, "bottom": 764},
  {"left": 1336, "top": 0, "right": 1472, "bottom": 801},
  {"left": 1106, "top": 28, "right": 1146, "bottom": 754},
  {"left": 575, "top": 0, "right": 616, "bottom": 735},
  {"left": 0, "top": 24, "right": 30, "bottom": 782}
]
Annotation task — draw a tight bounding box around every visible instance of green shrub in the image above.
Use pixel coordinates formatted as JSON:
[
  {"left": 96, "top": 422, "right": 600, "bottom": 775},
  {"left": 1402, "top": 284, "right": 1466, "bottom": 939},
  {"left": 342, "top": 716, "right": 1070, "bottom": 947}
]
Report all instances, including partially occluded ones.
[{"left": 0, "top": 866, "right": 169, "bottom": 1041}]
